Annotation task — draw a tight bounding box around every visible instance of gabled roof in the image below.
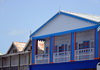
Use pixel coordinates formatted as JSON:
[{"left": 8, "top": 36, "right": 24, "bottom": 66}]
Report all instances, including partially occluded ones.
[
  {"left": 61, "top": 10, "right": 100, "bottom": 22},
  {"left": 30, "top": 10, "right": 100, "bottom": 37},
  {"left": 13, "top": 42, "right": 26, "bottom": 51},
  {"left": 23, "top": 39, "right": 32, "bottom": 51},
  {"left": 7, "top": 42, "right": 26, "bottom": 54}
]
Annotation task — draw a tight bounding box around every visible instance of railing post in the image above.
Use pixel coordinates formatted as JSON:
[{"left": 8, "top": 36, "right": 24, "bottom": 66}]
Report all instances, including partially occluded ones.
[
  {"left": 70, "top": 32, "right": 75, "bottom": 62},
  {"left": 94, "top": 28, "right": 99, "bottom": 59},
  {"left": 32, "top": 38, "right": 36, "bottom": 64},
  {"left": 50, "top": 36, "right": 54, "bottom": 63}
]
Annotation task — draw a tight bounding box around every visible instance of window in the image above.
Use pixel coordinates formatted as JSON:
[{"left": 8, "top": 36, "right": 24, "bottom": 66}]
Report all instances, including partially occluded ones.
[
  {"left": 13, "top": 49, "right": 17, "bottom": 53},
  {"left": 59, "top": 44, "right": 64, "bottom": 52}
]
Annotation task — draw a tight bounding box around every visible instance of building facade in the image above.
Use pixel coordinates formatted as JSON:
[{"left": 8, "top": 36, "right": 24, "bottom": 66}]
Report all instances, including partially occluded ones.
[
  {"left": 0, "top": 40, "right": 32, "bottom": 70},
  {"left": 30, "top": 11, "right": 100, "bottom": 70}
]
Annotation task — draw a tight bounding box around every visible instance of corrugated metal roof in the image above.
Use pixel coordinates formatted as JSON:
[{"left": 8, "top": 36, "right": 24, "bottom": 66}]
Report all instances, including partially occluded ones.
[
  {"left": 61, "top": 10, "right": 100, "bottom": 22},
  {"left": 13, "top": 42, "right": 26, "bottom": 52}
]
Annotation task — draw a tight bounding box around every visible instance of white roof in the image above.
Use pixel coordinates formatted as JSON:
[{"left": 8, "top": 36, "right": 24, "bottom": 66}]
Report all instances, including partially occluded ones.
[{"left": 61, "top": 10, "right": 100, "bottom": 22}]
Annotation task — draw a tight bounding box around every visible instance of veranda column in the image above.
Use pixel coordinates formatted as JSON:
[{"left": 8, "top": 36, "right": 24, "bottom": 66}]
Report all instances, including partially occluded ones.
[
  {"left": 50, "top": 36, "right": 54, "bottom": 63},
  {"left": 32, "top": 38, "right": 36, "bottom": 64},
  {"left": 70, "top": 32, "right": 76, "bottom": 61},
  {"left": 94, "top": 28, "right": 99, "bottom": 59}
]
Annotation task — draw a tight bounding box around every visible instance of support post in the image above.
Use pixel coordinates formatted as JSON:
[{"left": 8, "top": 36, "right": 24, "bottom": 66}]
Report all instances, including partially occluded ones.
[
  {"left": 18, "top": 54, "right": 20, "bottom": 70},
  {"left": 50, "top": 36, "right": 54, "bottom": 63},
  {"left": 94, "top": 28, "right": 99, "bottom": 59},
  {"left": 1, "top": 57, "right": 3, "bottom": 70},
  {"left": 9, "top": 56, "right": 11, "bottom": 70},
  {"left": 29, "top": 52, "right": 30, "bottom": 65},
  {"left": 32, "top": 38, "right": 35, "bottom": 64},
  {"left": 70, "top": 32, "right": 75, "bottom": 62}
]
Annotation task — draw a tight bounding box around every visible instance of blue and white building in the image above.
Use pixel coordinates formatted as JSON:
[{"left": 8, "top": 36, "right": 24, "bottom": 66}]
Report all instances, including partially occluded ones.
[{"left": 30, "top": 10, "right": 100, "bottom": 70}]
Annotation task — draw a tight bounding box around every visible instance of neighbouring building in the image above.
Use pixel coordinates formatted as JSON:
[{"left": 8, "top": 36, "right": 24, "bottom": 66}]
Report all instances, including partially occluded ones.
[
  {"left": 0, "top": 39, "right": 32, "bottom": 70},
  {"left": 29, "top": 10, "right": 100, "bottom": 70}
]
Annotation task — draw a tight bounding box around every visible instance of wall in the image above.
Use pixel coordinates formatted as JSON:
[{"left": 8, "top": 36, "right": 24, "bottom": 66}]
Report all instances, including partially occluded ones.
[
  {"left": 11, "top": 55, "right": 19, "bottom": 66},
  {"left": 20, "top": 53, "right": 29, "bottom": 66},
  {"left": 3, "top": 57, "right": 10, "bottom": 67},
  {"left": 76, "top": 29, "right": 95, "bottom": 43},
  {"left": 55, "top": 34, "right": 71, "bottom": 46},
  {"left": 33, "top": 14, "right": 95, "bottom": 37}
]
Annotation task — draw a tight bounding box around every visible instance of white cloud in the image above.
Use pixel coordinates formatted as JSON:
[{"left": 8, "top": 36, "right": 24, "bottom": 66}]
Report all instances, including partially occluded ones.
[{"left": 8, "top": 29, "right": 27, "bottom": 36}]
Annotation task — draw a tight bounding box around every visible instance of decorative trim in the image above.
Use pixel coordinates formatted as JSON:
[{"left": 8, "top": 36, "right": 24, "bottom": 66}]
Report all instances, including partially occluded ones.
[
  {"left": 49, "top": 62, "right": 54, "bottom": 64},
  {"left": 33, "top": 25, "right": 99, "bottom": 39},
  {"left": 70, "top": 60, "right": 75, "bottom": 62},
  {"left": 32, "top": 63, "right": 36, "bottom": 65},
  {"left": 94, "top": 58, "right": 100, "bottom": 59}
]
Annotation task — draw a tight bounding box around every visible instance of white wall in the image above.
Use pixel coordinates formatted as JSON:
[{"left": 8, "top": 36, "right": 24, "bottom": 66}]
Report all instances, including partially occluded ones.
[
  {"left": 33, "top": 14, "right": 95, "bottom": 37},
  {"left": 76, "top": 29, "right": 95, "bottom": 42},
  {"left": 20, "top": 53, "right": 29, "bottom": 66},
  {"left": 11, "top": 55, "right": 19, "bottom": 66},
  {"left": 55, "top": 34, "right": 71, "bottom": 46},
  {"left": 3, "top": 57, "right": 10, "bottom": 67}
]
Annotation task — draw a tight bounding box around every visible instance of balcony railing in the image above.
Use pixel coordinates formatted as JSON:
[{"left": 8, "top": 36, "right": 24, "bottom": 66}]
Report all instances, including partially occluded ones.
[
  {"left": 75, "top": 48, "right": 94, "bottom": 61},
  {"left": 53, "top": 51, "right": 70, "bottom": 63},
  {"left": 35, "top": 54, "right": 49, "bottom": 64}
]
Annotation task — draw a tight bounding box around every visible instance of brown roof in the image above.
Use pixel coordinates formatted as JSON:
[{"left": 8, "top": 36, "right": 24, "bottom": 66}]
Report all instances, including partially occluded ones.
[{"left": 13, "top": 42, "right": 26, "bottom": 51}]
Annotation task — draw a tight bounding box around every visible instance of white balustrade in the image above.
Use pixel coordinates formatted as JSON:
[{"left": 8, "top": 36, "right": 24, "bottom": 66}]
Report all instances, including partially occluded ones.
[
  {"left": 53, "top": 51, "right": 70, "bottom": 63},
  {"left": 75, "top": 48, "right": 94, "bottom": 61},
  {"left": 35, "top": 54, "right": 49, "bottom": 64}
]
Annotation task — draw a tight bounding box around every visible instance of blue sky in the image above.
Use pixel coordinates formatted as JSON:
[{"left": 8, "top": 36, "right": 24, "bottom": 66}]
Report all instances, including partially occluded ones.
[{"left": 0, "top": 0, "right": 100, "bottom": 54}]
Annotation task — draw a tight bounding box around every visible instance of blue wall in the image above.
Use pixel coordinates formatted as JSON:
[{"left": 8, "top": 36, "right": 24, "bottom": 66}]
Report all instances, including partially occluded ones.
[{"left": 30, "top": 59, "right": 100, "bottom": 70}]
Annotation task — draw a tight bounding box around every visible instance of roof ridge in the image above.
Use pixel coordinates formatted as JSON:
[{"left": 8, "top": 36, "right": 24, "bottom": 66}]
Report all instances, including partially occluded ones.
[
  {"left": 13, "top": 42, "right": 26, "bottom": 43},
  {"left": 60, "top": 10, "right": 100, "bottom": 17}
]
